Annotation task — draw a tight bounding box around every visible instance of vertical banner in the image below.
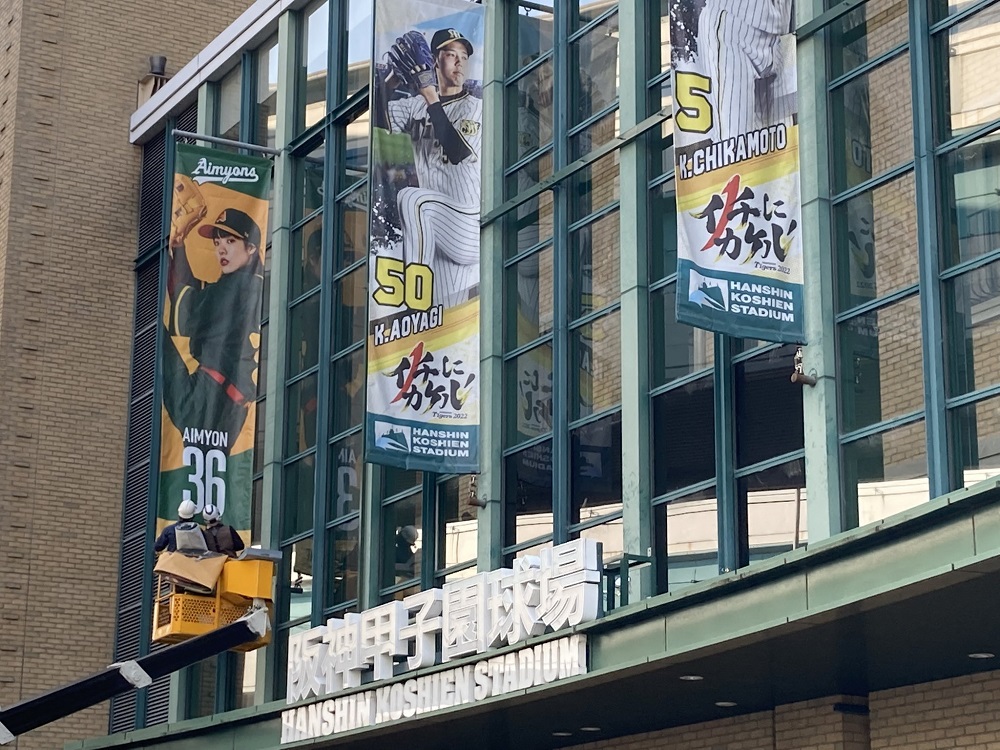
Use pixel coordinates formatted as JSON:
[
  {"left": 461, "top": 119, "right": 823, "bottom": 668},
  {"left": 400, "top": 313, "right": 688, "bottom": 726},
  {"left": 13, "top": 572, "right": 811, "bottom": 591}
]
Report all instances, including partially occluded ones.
[
  {"left": 157, "top": 143, "right": 272, "bottom": 542},
  {"left": 671, "top": 0, "right": 804, "bottom": 343},
  {"left": 366, "top": 0, "right": 485, "bottom": 472}
]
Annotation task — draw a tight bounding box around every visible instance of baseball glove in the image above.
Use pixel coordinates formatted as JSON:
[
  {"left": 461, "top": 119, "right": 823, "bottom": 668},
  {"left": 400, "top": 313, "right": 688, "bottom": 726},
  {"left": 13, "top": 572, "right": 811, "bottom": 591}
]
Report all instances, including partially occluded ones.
[
  {"left": 386, "top": 30, "right": 435, "bottom": 92},
  {"left": 169, "top": 174, "right": 208, "bottom": 248}
]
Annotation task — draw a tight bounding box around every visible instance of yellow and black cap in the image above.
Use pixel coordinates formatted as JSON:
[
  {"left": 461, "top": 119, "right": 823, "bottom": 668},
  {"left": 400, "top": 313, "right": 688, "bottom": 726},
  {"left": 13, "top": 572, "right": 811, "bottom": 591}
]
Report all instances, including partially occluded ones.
[
  {"left": 198, "top": 208, "right": 262, "bottom": 247},
  {"left": 431, "top": 28, "right": 473, "bottom": 57}
]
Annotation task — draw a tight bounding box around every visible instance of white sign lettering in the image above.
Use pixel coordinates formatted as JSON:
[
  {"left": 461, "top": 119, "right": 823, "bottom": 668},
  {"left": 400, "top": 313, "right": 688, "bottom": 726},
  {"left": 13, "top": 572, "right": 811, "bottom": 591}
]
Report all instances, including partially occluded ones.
[
  {"left": 281, "top": 539, "right": 601, "bottom": 742},
  {"left": 280, "top": 635, "right": 588, "bottom": 743}
]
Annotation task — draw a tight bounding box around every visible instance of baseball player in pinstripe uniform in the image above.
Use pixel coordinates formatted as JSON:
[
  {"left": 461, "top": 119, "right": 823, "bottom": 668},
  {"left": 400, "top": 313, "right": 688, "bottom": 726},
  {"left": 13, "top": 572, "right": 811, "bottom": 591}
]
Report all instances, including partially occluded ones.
[
  {"left": 377, "top": 28, "right": 483, "bottom": 308},
  {"left": 697, "top": 0, "right": 795, "bottom": 141}
]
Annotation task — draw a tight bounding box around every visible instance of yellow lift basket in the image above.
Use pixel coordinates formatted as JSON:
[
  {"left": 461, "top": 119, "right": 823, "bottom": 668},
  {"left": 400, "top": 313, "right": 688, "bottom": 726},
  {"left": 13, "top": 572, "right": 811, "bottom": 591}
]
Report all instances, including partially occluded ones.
[{"left": 152, "top": 550, "right": 278, "bottom": 653}]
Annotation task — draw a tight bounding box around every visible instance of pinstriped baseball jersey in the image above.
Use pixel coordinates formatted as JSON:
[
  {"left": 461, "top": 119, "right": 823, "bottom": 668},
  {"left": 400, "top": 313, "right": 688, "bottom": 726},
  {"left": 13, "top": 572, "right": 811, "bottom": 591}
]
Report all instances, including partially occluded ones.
[
  {"left": 721, "top": 0, "right": 792, "bottom": 35},
  {"left": 387, "top": 91, "right": 483, "bottom": 207}
]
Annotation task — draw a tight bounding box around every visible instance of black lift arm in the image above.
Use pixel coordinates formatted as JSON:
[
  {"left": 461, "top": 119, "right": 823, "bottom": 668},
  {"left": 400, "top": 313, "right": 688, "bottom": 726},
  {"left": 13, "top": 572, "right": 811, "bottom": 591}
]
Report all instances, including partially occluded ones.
[{"left": 0, "top": 609, "right": 267, "bottom": 745}]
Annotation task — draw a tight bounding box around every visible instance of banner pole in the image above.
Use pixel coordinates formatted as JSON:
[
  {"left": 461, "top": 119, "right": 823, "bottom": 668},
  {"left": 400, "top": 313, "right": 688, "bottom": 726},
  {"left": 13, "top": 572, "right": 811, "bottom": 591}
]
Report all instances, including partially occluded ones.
[{"left": 171, "top": 129, "right": 281, "bottom": 157}]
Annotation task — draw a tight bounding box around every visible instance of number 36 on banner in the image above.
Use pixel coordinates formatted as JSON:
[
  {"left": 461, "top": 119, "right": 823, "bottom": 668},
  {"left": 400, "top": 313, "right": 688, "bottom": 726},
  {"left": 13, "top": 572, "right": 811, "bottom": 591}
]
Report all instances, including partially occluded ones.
[
  {"left": 182, "top": 446, "right": 227, "bottom": 515},
  {"left": 373, "top": 257, "right": 434, "bottom": 311}
]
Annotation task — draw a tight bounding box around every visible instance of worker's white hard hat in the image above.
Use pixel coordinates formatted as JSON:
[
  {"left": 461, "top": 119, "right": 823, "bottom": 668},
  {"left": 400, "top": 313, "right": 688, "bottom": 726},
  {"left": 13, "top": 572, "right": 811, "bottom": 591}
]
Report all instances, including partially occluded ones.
[
  {"left": 177, "top": 499, "right": 197, "bottom": 520},
  {"left": 203, "top": 504, "right": 221, "bottom": 522}
]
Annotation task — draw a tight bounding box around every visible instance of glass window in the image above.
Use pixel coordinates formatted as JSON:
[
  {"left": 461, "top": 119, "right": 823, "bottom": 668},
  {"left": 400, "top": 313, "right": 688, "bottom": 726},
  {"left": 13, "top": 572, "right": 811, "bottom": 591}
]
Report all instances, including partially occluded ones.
[
  {"left": 297, "top": 142, "right": 325, "bottom": 220},
  {"left": 437, "top": 476, "right": 479, "bottom": 570},
  {"left": 511, "top": 62, "right": 554, "bottom": 163},
  {"left": 506, "top": 245, "right": 555, "bottom": 350},
  {"left": 513, "top": 3, "right": 554, "bottom": 72},
  {"left": 835, "top": 171, "right": 918, "bottom": 311},
  {"left": 256, "top": 38, "right": 279, "bottom": 147},
  {"left": 506, "top": 191, "right": 554, "bottom": 258},
  {"left": 326, "top": 522, "right": 360, "bottom": 608},
  {"left": 258, "top": 323, "right": 270, "bottom": 394},
  {"left": 578, "top": 517, "right": 624, "bottom": 565},
  {"left": 285, "top": 540, "right": 314, "bottom": 622},
  {"left": 506, "top": 149, "right": 555, "bottom": 199},
  {"left": 842, "top": 420, "right": 928, "bottom": 528},
  {"left": 572, "top": 311, "right": 621, "bottom": 420},
  {"left": 344, "top": 109, "right": 370, "bottom": 189},
  {"left": 329, "top": 431, "right": 363, "bottom": 520},
  {"left": 951, "top": 396, "right": 1000, "bottom": 486},
  {"left": 569, "top": 12, "right": 619, "bottom": 127},
  {"left": 651, "top": 375, "right": 715, "bottom": 496},
  {"left": 945, "top": 259, "right": 1000, "bottom": 398},
  {"left": 578, "top": 0, "right": 615, "bottom": 27},
  {"left": 330, "top": 350, "right": 366, "bottom": 437},
  {"left": 660, "top": 487, "right": 719, "bottom": 590},
  {"left": 839, "top": 294, "right": 924, "bottom": 433},
  {"left": 650, "top": 284, "right": 713, "bottom": 387},
  {"left": 831, "top": 53, "right": 913, "bottom": 193},
  {"left": 649, "top": 180, "right": 677, "bottom": 281},
  {"left": 346, "top": 0, "right": 374, "bottom": 99},
  {"left": 218, "top": 65, "right": 242, "bottom": 141},
  {"left": 571, "top": 209, "right": 620, "bottom": 318},
  {"left": 571, "top": 412, "right": 623, "bottom": 523},
  {"left": 332, "top": 265, "right": 366, "bottom": 352},
  {"left": 338, "top": 187, "right": 369, "bottom": 269},
  {"left": 507, "top": 342, "right": 554, "bottom": 446},
  {"left": 655, "top": 0, "right": 671, "bottom": 76},
  {"left": 933, "top": 0, "right": 983, "bottom": 21},
  {"left": 735, "top": 345, "right": 804, "bottom": 468},
  {"left": 569, "top": 150, "right": 620, "bottom": 222},
  {"left": 252, "top": 478, "right": 263, "bottom": 545},
  {"left": 302, "top": 1, "right": 329, "bottom": 130},
  {"left": 384, "top": 467, "right": 421, "bottom": 498},
  {"left": 741, "top": 457, "right": 806, "bottom": 563},
  {"left": 504, "top": 441, "right": 553, "bottom": 546},
  {"left": 290, "top": 215, "right": 324, "bottom": 301},
  {"left": 383, "top": 493, "right": 422, "bottom": 587},
  {"left": 283, "top": 458, "right": 316, "bottom": 539},
  {"left": 574, "top": 107, "right": 617, "bottom": 162},
  {"left": 285, "top": 374, "right": 319, "bottom": 454},
  {"left": 253, "top": 400, "right": 266, "bottom": 475},
  {"left": 936, "top": 3, "right": 1000, "bottom": 140},
  {"left": 288, "top": 297, "right": 321, "bottom": 377},
  {"left": 940, "top": 129, "right": 1000, "bottom": 268},
  {"left": 828, "top": 0, "right": 909, "bottom": 80}
]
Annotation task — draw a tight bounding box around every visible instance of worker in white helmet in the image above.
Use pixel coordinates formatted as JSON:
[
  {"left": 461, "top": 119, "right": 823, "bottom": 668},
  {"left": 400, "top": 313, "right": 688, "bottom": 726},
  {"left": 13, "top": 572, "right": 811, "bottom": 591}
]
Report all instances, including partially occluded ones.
[
  {"left": 201, "top": 504, "right": 245, "bottom": 558},
  {"left": 153, "top": 499, "right": 207, "bottom": 554}
]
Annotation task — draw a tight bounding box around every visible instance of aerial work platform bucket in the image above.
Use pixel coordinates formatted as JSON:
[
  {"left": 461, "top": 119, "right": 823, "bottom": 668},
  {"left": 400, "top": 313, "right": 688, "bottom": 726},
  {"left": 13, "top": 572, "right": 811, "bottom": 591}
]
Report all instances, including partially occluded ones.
[{"left": 151, "top": 549, "right": 279, "bottom": 653}]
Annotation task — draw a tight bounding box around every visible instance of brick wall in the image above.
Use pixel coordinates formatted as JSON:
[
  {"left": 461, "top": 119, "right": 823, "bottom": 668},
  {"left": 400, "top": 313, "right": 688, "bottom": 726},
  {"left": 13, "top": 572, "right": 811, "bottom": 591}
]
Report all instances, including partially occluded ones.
[
  {"left": 0, "top": 1, "right": 253, "bottom": 748},
  {"left": 870, "top": 670, "right": 1000, "bottom": 750},
  {"left": 566, "top": 695, "right": 871, "bottom": 750}
]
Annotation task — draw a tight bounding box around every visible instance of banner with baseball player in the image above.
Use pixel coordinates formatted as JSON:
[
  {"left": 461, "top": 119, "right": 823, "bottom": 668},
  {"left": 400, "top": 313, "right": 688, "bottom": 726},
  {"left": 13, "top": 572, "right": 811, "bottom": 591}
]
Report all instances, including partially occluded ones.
[
  {"left": 157, "top": 143, "right": 272, "bottom": 544},
  {"left": 366, "top": 0, "right": 484, "bottom": 473},
  {"left": 671, "top": 0, "right": 805, "bottom": 344}
]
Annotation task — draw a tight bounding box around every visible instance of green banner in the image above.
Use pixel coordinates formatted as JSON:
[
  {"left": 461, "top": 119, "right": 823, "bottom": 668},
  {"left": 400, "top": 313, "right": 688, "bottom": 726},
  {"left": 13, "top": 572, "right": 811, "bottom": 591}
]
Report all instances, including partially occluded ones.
[{"left": 157, "top": 143, "right": 272, "bottom": 544}]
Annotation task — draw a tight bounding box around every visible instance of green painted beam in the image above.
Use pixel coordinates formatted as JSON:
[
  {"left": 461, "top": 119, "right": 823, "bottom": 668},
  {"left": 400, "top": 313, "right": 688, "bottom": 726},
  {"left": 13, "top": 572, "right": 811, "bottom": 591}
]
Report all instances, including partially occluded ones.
[
  {"left": 477, "top": 0, "right": 506, "bottom": 572},
  {"left": 616, "top": 0, "right": 653, "bottom": 599},
  {"left": 797, "top": 0, "right": 843, "bottom": 541}
]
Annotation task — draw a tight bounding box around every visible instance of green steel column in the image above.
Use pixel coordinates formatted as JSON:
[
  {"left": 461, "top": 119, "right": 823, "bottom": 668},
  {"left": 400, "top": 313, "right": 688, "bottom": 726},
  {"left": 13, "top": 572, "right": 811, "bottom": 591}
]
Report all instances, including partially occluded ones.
[
  {"left": 617, "top": 0, "right": 653, "bottom": 599},
  {"left": 260, "top": 10, "right": 297, "bottom": 703},
  {"left": 910, "top": 0, "right": 949, "bottom": 498},
  {"left": 359, "top": 463, "right": 383, "bottom": 608},
  {"left": 477, "top": 0, "right": 506, "bottom": 572},
  {"left": 797, "top": 0, "right": 842, "bottom": 541},
  {"left": 714, "top": 334, "right": 739, "bottom": 572}
]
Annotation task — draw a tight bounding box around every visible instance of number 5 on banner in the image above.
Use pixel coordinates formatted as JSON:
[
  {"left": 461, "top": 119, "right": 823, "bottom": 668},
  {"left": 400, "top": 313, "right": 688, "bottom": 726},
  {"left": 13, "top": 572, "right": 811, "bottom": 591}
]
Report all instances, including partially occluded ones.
[
  {"left": 373, "top": 257, "right": 433, "bottom": 311},
  {"left": 675, "top": 71, "right": 713, "bottom": 135},
  {"left": 182, "top": 446, "right": 227, "bottom": 515}
]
